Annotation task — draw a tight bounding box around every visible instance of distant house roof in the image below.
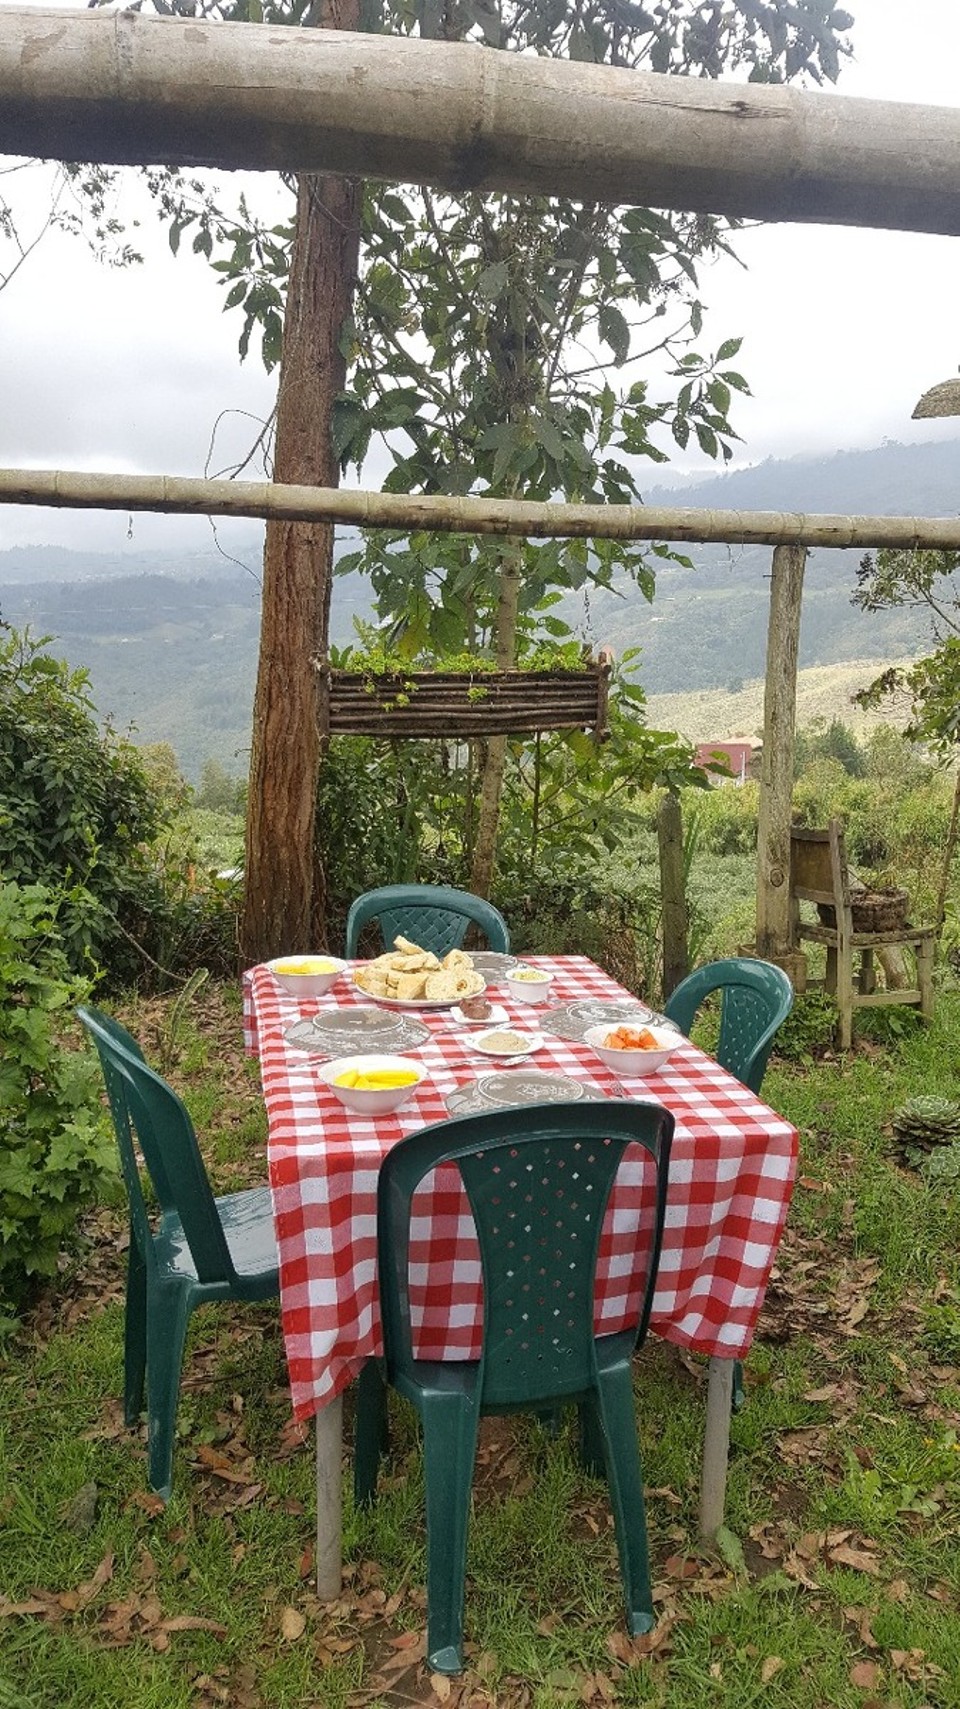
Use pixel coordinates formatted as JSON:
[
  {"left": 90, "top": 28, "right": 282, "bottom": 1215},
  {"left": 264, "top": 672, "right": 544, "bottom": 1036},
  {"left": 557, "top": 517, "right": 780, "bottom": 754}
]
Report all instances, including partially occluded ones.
[{"left": 694, "top": 739, "right": 760, "bottom": 779}]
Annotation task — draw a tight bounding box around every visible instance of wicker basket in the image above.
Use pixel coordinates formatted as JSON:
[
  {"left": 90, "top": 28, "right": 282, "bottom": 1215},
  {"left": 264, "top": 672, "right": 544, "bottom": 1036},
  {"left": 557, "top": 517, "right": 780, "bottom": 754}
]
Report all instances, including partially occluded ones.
[{"left": 817, "top": 888, "right": 910, "bottom": 932}]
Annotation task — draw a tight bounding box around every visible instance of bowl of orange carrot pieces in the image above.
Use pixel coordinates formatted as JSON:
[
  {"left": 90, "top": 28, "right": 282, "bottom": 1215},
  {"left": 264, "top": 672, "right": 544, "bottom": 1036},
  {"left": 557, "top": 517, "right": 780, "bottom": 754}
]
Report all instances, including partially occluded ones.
[{"left": 583, "top": 1020, "right": 682, "bottom": 1077}]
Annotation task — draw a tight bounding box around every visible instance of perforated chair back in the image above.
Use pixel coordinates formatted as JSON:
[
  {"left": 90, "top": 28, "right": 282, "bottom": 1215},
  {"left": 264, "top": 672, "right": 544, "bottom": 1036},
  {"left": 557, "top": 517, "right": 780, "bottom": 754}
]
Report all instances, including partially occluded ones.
[
  {"left": 78, "top": 1005, "right": 235, "bottom": 1285},
  {"left": 378, "top": 1101, "right": 672, "bottom": 1410},
  {"left": 78, "top": 1005, "right": 279, "bottom": 1500},
  {"left": 663, "top": 957, "right": 793, "bottom": 1095},
  {"left": 365, "top": 1098, "right": 673, "bottom": 1671},
  {"left": 345, "top": 884, "right": 510, "bottom": 959}
]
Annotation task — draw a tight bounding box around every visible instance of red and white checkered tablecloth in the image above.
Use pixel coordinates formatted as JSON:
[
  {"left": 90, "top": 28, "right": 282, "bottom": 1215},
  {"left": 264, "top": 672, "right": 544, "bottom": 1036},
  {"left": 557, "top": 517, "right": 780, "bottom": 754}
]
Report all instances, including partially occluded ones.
[{"left": 244, "top": 956, "right": 798, "bottom": 1420}]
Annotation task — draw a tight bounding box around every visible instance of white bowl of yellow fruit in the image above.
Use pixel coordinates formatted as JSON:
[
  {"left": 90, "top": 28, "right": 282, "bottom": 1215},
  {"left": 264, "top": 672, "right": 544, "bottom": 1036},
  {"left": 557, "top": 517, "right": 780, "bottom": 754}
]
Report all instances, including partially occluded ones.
[
  {"left": 317, "top": 1054, "right": 426, "bottom": 1115},
  {"left": 268, "top": 954, "right": 346, "bottom": 998}
]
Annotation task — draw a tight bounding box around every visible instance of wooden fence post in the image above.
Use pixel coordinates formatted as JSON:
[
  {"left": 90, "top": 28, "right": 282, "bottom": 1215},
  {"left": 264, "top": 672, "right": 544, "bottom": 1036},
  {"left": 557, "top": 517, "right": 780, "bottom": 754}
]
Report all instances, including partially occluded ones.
[
  {"left": 658, "top": 790, "right": 689, "bottom": 1000},
  {"left": 756, "top": 542, "right": 807, "bottom": 974}
]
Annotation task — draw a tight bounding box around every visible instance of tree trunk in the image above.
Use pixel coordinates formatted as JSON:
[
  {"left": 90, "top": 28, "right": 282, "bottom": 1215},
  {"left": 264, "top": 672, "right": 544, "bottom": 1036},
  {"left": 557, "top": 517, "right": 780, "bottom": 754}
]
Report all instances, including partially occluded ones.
[
  {"left": 658, "top": 790, "right": 689, "bottom": 1000},
  {"left": 935, "top": 767, "right": 960, "bottom": 936},
  {"left": 756, "top": 542, "right": 807, "bottom": 962},
  {"left": 242, "top": 2, "right": 362, "bottom": 964},
  {"left": 469, "top": 538, "right": 522, "bottom": 899}
]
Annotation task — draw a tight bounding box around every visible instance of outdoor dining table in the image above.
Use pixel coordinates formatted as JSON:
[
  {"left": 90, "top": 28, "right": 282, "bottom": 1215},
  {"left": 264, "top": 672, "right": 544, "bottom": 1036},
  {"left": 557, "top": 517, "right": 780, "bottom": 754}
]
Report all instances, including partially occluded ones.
[{"left": 244, "top": 953, "right": 798, "bottom": 1597}]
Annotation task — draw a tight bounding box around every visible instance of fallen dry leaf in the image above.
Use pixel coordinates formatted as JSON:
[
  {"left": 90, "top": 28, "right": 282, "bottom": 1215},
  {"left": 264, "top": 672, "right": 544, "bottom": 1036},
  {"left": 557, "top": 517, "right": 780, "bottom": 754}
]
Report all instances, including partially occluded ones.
[
  {"left": 827, "top": 1541, "right": 882, "bottom": 1575},
  {"left": 761, "top": 1656, "right": 784, "bottom": 1682},
  {"left": 430, "top": 1673, "right": 453, "bottom": 1701},
  {"left": 279, "top": 1605, "right": 306, "bottom": 1642},
  {"left": 0, "top": 1597, "right": 52, "bottom": 1619},
  {"left": 75, "top": 1551, "right": 115, "bottom": 1609},
  {"left": 849, "top": 1660, "right": 880, "bottom": 1688},
  {"left": 605, "top": 1616, "right": 676, "bottom": 1666},
  {"left": 842, "top": 1606, "right": 879, "bottom": 1648},
  {"left": 890, "top": 1647, "right": 944, "bottom": 1681}
]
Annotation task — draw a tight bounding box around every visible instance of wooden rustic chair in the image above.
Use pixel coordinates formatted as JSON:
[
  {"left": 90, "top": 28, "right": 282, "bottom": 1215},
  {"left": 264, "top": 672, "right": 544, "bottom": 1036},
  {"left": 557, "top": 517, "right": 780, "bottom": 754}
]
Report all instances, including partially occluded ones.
[{"left": 788, "top": 820, "right": 935, "bottom": 1050}]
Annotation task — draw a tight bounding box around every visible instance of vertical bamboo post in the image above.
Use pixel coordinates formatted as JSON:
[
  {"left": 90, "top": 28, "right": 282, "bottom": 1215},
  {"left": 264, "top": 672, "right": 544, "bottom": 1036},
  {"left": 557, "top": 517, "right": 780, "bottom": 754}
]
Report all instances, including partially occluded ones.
[
  {"left": 658, "top": 790, "right": 689, "bottom": 1000},
  {"left": 756, "top": 543, "right": 807, "bottom": 966}
]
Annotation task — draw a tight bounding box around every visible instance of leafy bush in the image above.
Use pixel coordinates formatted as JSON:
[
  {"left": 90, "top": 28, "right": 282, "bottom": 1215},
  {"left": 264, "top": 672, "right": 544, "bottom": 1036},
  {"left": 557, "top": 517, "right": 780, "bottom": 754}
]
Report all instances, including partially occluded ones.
[
  {"left": 0, "top": 625, "right": 168, "bottom": 975},
  {"left": 682, "top": 782, "right": 759, "bottom": 855},
  {"left": 0, "top": 880, "right": 118, "bottom": 1319},
  {"left": 794, "top": 717, "right": 866, "bottom": 779},
  {"left": 0, "top": 625, "right": 240, "bottom": 989},
  {"left": 771, "top": 989, "right": 838, "bottom": 1062},
  {"left": 494, "top": 865, "right": 664, "bottom": 998}
]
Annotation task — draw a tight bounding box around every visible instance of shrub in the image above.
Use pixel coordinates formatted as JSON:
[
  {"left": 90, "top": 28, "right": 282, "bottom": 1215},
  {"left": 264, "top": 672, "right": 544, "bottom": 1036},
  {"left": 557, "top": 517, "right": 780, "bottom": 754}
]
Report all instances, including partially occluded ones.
[
  {"left": 771, "top": 989, "right": 838, "bottom": 1062},
  {"left": 0, "top": 625, "right": 240, "bottom": 990},
  {"left": 682, "top": 783, "right": 759, "bottom": 856},
  {"left": 0, "top": 625, "right": 169, "bottom": 975},
  {"left": 0, "top": 880, "right": 118, "bottom": 1319}
]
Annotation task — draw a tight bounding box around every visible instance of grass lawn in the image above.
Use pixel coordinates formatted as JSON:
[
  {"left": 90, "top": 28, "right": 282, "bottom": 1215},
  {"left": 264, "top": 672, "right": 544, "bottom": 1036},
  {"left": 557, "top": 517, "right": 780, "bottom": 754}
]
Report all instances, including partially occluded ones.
[{"left": 2, "top": 986, "right": 960, "bottom": 1708}]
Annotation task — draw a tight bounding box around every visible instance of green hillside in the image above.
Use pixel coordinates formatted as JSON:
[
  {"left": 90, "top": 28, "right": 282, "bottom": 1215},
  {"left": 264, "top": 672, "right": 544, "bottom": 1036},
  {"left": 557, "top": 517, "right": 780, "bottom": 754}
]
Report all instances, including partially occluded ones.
[{"left": 1, "top": 437, "right": 956, "bottom": 776}]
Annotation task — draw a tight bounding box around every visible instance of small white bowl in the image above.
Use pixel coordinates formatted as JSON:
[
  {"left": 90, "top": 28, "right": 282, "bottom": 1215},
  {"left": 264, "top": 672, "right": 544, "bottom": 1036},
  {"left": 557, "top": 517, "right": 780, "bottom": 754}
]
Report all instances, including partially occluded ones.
[
  {"left": 505, "top": 965, "right": 556, "bottom": 1005},
  {"left": 583, "top": 1021, "right": 681, "bottom": 1077},
  {"left": 268, "top": 955, "right": 346, "bottom": 999},
  {"left": 317, "top": 1054, "right": 426, "bottom": 1115}
]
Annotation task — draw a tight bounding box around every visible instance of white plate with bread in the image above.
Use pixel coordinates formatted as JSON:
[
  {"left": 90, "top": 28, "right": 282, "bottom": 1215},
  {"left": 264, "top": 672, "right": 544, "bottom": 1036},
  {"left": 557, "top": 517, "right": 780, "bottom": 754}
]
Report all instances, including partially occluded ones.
[{"left": 353, "top": 935, "right": 487, "bottom": 1008}]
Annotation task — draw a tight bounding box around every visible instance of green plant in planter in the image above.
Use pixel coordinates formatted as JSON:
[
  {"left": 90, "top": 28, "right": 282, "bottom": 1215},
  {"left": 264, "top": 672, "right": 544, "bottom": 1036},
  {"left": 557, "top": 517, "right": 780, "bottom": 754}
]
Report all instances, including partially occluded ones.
[{"left": 0, "top": 880, "right": 118, "bottom": 1322}]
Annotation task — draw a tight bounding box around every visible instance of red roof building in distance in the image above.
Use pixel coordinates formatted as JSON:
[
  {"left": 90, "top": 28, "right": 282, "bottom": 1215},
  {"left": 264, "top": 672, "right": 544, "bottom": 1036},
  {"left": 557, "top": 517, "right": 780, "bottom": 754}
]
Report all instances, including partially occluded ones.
[{"left": 694, "top": 739, "right": 762, "bottom": 785}]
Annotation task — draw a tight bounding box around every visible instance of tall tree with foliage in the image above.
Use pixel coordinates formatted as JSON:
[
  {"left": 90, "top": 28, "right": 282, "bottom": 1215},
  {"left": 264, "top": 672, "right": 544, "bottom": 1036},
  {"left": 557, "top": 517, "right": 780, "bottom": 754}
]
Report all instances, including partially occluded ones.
[
  {"left": 102, "top": 0, "right": 854, "bottom": 933},
  {"left": 854, "top": 546, "right": 960, "bottom": 929}
]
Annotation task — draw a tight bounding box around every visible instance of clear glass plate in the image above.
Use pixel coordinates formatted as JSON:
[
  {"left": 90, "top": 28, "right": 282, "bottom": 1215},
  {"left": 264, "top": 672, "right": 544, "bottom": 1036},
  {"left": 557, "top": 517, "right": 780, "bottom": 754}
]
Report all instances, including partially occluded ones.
[
  {"left": 543, "top": 998, "right": 677, "bottom": 1043},
  {"left": 444, "top": 1070, "right": 607, "bottom": 1114},
  {"left": 285, "top": 1006, "right": 431, "bottom": 1056}
]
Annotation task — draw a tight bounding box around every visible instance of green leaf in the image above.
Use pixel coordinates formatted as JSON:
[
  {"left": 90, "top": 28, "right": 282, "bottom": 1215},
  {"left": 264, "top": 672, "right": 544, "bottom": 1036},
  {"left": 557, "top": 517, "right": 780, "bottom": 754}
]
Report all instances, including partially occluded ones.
[
  {"left": 714, "top": 1525, "right": 747, "bottom": 1576},
  {"left": 597, "top": 305, "right": 630, "bottom": 366},
  {"left": 476, "top": 260, "right": 510, "bottom": 304}
]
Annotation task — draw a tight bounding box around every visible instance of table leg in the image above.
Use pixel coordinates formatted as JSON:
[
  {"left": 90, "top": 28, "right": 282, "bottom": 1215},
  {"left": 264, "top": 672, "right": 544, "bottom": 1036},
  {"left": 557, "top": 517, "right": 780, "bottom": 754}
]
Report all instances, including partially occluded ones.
[
  {"left": 315, "top": 1393, "right": 343, "bottom": 1600},
  {"left": 698, "top": 1356, "right": 733, "bottom": 1541}
]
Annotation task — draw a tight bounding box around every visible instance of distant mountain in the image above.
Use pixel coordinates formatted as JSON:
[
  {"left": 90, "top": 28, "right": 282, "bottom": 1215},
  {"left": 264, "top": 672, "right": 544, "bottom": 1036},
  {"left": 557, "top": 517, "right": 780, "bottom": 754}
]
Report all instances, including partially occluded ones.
[
  {"left": 643, "top": 436, "right": 960, "bottom": 518},
  {"left": 1, "top": 439, "right": 956, "bottom": 776},
  {"left": 0, "top": 536, "right": 371, "bottom": 781},
  {"left": 563, "top": 437, "right": 959, "bottom": 693},
  {"left": 0, "top": 540, "right": 264, "bottom": 586}
]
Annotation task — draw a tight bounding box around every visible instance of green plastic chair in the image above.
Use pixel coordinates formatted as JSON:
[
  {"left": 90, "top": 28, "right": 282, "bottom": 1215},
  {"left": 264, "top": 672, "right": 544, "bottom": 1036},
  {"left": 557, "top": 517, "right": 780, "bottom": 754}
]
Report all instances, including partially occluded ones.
[
  {"left": 345, "top": 884, "right": 510, "bottom": 959},
  {"left": 77, "top": 1007, "right": 279, "bottom": 1500},
  {"left": 663, "top": 957, "right": 794, "bottom": 1095},
  {"left": 354, "top": 1099, "right": 673, "bottom": 1674}
]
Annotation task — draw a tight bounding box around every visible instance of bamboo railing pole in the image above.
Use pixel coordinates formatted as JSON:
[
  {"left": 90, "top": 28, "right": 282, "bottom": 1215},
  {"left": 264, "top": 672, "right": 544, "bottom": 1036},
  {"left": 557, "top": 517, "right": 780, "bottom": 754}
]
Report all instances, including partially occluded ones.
[
  {"left": 5, "top": 468, "right": 960, "bottom": 551},
  {"left": 4, "top": 10, "right": 960, "bottom": 235}
]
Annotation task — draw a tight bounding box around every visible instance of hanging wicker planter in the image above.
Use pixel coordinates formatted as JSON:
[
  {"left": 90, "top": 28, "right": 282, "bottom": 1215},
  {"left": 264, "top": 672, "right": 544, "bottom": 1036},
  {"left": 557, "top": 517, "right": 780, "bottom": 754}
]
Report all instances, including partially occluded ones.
[{"left": 317, "top": 654, "right": 613, "bottom": 741}]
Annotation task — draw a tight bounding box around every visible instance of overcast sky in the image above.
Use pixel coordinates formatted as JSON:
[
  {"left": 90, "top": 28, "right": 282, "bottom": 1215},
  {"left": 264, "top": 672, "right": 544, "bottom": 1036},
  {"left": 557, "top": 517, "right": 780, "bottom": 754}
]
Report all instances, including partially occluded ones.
[{"left": 1, "top": 0, "right": 959, "bottom": 555}]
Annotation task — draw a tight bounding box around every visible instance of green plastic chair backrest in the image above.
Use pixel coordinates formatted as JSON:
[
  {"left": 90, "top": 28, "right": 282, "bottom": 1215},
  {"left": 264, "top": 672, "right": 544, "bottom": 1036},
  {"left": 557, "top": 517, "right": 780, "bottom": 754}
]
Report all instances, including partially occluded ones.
[
  {"left": 663, "top": 957, "right": 793, "bottom": 1095},
  {"left": 345, "top": 885, "right": 510, "bottom": 959},
  {"left": 77, "top": 1006, "right": 236, "bottom": 1285},
  {"left": 378, "top": 1101, "right": 673, "bottom": 1411}
]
